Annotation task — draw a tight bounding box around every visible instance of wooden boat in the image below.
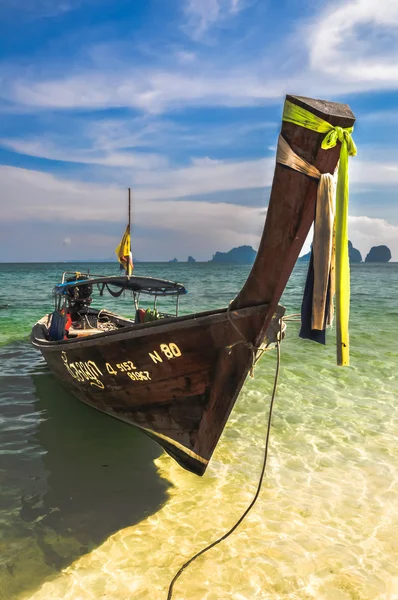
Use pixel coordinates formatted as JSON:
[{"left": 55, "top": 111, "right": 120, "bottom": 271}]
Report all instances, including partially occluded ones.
[{"left": 31, "top": 95, "right": 355, "bottom": 476}]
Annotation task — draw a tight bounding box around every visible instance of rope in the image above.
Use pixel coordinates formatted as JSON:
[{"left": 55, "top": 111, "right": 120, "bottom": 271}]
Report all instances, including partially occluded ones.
[
  {"left": 83, "top": 315, "right": 96, "bottom": 330},
  {"left": 166, "top": 319, "right": 283, "bottom": 600},
  {"left": 97, "top": 281, "right": 128, "bottom": 297},
  {"left": 283, "top": 313, "right": 302, "bottom": 322},
  {"left": 225, "top": 303, "right": 284, "bottom": 377},
  {"left": 97, "top": 321, "right": 118, "bottom": 332},
  {"left": 105, "top": 282, "right": 127, "bottom": 297}
]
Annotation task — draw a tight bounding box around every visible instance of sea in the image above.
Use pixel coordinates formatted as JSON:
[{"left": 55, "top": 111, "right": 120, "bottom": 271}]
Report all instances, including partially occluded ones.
[{"left": 0, "top": 261, "right": 397, "bottom": 600}]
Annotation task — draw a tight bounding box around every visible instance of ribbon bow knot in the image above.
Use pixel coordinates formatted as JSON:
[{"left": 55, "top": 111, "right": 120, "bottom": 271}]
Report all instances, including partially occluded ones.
[{"left": 321, "top": 126, "right": 357, "bottom": 157}]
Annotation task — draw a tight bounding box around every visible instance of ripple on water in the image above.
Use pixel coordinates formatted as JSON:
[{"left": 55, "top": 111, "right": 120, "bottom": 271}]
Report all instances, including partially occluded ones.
[{"left": 0, "top": 262, "right": 397, "bottom": 599}]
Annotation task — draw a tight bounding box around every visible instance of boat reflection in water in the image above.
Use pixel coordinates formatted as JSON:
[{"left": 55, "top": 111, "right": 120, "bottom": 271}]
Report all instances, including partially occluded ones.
[{"left": 31, "top": 371, "right": 170, "bottom": 548}]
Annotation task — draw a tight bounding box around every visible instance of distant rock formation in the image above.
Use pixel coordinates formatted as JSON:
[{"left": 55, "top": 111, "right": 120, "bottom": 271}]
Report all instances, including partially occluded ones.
[
  {"left": 298, "top": 240, "right": 362, "bottom": 263},
  {"left": 211, "top": 245, "right": 256, "bottom": 264},
  {"left": 348, "top": 241, "right": 362, "bottom": 263},
  {"left": 168, "top": 258, "right": 178, "bottom": 263},
  {"left": 365, "top": 245, "right": 392, "bottom": 263},
  {"left": 187, "top": 256, "right": 196, "bottom": 263}
]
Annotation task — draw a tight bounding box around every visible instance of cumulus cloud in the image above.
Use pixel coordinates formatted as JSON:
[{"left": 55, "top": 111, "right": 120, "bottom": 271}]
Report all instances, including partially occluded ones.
[
  {"left": 348, "top": 215, "right": 398, "bottom": 260},
  {"left": 1, "top": 0, "right": 397, "bottom": 115},
  {"left": 0, "top": 0, "right": 397, "bottom": 117},
  {"left": 350, "top": 159, "right": 398, "bottom": 187},
  {"left": 0, "top": 165, "right": 265, "bottom": 260},
  {"left": 0, "top": 163, "right": 270, "bottom": 222},
  {"left": 0, "top": 0, "right": 397, "bottom": 264},
  {"left": 0, "top": 165, "right": 397, "bottom": 262},
  {"left": 307, "top": 0, "right": 398, "bottom": 89}
]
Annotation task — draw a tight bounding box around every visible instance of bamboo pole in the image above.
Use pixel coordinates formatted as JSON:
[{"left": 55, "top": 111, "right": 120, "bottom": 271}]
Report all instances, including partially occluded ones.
[
  {"left": 128, "top": 187, "right": 131, "bottom": 277},
  {"left": 128, "top": 187, "right": 131, "bottom": 233}
]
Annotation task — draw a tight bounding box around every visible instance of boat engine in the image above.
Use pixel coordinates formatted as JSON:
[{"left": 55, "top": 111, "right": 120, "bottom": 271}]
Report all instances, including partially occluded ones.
[{"left": 66, "top": 276, "right": 93, "bottom": 323}]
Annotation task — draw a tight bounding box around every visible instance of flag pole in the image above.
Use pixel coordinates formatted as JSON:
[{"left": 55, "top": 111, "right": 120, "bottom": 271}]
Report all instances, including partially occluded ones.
[{"left": 128, "top": 187, "right": 131, "bottom": 278}]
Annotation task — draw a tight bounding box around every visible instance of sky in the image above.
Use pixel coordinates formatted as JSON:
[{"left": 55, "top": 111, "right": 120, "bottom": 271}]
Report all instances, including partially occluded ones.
[{"left": 0, "top": 0, "right": 398, "bottom": 262}]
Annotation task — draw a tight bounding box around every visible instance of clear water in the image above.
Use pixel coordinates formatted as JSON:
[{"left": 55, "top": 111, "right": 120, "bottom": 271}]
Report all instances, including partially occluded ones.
[{"left": 0, "top": 262, "right": 397, "bottom": 600}]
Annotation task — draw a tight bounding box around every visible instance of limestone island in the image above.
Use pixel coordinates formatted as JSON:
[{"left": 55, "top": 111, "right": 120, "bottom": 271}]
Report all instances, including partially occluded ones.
[
  {"left": 187, "top": 256, "right": 196, "bottom": 263},
  {"left": 298, "top": 240, "right": 362, "bottom": 263},
  {"left": 348, "top": 241, "right": 362, "bottom": 263},
  {"left": 168, "top": 258, "right": 178, "bottom": 263},
  {"left": 210, "top": 245, "right": 257, "bottom": 264},
  {"left": 365, "top": 245, "right": 392, "bottom": 263}
]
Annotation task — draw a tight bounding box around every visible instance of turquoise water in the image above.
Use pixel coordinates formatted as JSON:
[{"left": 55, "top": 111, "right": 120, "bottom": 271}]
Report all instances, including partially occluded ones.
[{"left": 0, "top": 262, "right": 398, "bottom": 600}]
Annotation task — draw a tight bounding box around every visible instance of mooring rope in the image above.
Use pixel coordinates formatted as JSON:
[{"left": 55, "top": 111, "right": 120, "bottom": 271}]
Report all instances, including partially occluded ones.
[
  {"left": 166, "top": 318, "right": 284, "bottom": 600},
  {"left": 225, "top": 303, "right": 284, "bottom": 377}
]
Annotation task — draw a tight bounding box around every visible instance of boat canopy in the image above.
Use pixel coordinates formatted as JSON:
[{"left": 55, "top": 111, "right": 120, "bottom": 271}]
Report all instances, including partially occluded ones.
[{"left": 53, "top": 275, "right": 188, "bottom": 297}]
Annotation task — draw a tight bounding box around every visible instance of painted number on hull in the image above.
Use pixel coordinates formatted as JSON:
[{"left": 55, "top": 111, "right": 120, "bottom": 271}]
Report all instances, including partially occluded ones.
[
  {"left": 149, "top": 343, "right": 182, "bottom": 364},
  {"left": 127, "top": 371, "right": 151, "bottom": 382},
  {"left": 105, "top": 361, "right": 152, "bottom": 383},
  {"left": 105, "top": 361, "right": 136, "bottom": 375}
]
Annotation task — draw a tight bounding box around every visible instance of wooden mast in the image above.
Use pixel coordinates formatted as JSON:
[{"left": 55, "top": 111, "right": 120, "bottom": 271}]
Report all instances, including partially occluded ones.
[{"left": 128, "top": 187, "right": 131, "bottom": 277}]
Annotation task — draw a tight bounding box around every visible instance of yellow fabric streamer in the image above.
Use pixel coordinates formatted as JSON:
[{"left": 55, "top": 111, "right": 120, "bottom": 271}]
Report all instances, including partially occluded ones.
[
  {"left": 115, "top": 225, "right": 133, "bottom": 276},
  {"left": 282, "top": 100, "right": 356, "bottom": 366}
]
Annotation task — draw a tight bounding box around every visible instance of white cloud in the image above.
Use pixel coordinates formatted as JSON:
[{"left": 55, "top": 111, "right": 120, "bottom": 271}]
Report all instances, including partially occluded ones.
[
  {"left": 0, "top": 116, "right": 277, "bottom": 169},
  {"left": 131, "top": 156, "right": 274, "bottom": 199},
  {"left": 5, "top": 69, "right": 285, "bottom": 114},
  {"left": 348, "top": 215, "right": 398, "bottom": 260},
  {"left": 0, "top": 165, "right": 397, "bottom": 262},
  {"left": 183, "top": 0, "right": 245, "bottom": 39},
  {"left": 0, "top": 0, "right": 397, "bottom": 118},
  {"left": 350, "top": 159, "right": 398, "bottom": 187},
  {"left": 0, "top": 155, "right": 274, "bottom": 215},
  {"left": 0, "top": 165, "right": 264, "bottom": 261},
  {"left": 0, "top": 137, "right": 168, "bottom": 170},
  {"left": 308, "top": 0, "right": 398, "bottom": 88}
]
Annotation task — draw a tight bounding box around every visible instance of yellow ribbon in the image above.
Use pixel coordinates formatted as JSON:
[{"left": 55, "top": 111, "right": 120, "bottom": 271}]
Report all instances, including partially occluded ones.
[{"left": 283, "top": 100, "right": 357, "bottom": 366}]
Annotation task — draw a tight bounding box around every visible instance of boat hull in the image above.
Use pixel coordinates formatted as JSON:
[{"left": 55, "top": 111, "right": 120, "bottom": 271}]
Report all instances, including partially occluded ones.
[{"left": 31, "top": 304, "right": 284, "bottom": 475}]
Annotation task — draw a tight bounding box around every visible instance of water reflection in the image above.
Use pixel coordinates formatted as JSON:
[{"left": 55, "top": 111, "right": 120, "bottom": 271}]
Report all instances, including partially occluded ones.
[{"left": 0, "top": 344, "right": 170, "bottom": 599}]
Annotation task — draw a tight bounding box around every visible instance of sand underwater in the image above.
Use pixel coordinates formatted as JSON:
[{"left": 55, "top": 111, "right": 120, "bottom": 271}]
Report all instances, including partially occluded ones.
[{"left": 0, "top": 261, "right": 398, "bottom": 600}]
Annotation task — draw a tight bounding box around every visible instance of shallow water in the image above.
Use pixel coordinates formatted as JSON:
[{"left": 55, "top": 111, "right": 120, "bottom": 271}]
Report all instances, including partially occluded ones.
[{"left": 0, "top": 262, "right": 397, "bottom": 600}]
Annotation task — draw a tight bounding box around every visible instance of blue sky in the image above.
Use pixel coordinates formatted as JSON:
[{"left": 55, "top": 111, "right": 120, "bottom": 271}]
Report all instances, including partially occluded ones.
[{"left": 1, "top": 0, "right": 398, "bottom": 261}]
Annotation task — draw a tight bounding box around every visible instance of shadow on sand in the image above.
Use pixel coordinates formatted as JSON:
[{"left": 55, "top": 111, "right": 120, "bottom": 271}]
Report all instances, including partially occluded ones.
[{"left": 0, "top": 359, "right": 170, "bottom": 600}]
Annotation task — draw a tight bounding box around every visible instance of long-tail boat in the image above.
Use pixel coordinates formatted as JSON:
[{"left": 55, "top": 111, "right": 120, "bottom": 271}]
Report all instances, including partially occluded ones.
[{"left": 31, "top": 95, "right": 355, "bottom": 476}]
